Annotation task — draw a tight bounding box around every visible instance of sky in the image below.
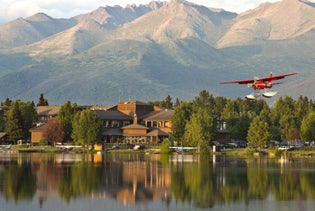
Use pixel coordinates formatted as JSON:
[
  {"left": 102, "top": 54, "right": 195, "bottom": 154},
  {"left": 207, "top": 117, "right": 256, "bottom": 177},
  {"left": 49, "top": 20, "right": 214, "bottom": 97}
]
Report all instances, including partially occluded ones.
[{"left": 0, "top": 0, "right": 310, "bottom": 24}]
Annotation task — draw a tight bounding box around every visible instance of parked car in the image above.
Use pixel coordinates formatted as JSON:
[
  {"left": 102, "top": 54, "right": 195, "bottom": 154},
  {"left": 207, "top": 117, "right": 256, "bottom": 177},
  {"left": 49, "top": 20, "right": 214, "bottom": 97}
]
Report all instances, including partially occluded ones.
[{"left": 133, "top": 145, "right": 145, "bottom": 150}]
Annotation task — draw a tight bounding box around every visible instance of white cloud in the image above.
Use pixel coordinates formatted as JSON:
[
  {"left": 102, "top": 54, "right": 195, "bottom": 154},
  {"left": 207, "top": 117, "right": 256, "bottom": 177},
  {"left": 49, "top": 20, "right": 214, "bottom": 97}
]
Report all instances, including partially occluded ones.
[{"left": 0, "top": 0, "right": 313, "bottom": 24}]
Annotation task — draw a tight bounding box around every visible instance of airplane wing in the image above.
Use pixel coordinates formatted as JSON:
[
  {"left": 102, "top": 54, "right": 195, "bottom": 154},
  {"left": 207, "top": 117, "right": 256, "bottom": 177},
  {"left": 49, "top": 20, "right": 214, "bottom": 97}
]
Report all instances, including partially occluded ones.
[
  {"left": 220, "top": 72, "right": 299, "bottom": 84},
  {"left": 260, "top": 72, "right": 299, "bottom": 82},
  {"left": 220, "top": 79, "right": 255, "bottom": 85}
]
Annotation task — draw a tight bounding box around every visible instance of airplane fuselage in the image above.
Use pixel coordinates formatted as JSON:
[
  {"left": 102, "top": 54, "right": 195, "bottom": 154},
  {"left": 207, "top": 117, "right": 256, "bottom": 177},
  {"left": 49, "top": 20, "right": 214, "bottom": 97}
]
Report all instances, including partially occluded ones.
[{"left": 252, "top": 81, "right": 272, "bottom": 90}]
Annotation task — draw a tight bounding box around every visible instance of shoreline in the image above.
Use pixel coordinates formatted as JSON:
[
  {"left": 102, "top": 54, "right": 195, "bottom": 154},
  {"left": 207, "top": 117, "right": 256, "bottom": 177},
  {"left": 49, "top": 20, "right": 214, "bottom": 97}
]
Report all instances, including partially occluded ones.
[{"left": 3, "top": 145, "right": 314, "bottom": 159}]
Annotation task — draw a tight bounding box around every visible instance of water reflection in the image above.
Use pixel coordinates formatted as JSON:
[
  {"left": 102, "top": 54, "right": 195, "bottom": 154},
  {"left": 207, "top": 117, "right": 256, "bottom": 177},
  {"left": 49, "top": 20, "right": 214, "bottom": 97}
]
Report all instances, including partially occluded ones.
[{"left": 1, "top": 152, "right": 315, "bottom": 210}]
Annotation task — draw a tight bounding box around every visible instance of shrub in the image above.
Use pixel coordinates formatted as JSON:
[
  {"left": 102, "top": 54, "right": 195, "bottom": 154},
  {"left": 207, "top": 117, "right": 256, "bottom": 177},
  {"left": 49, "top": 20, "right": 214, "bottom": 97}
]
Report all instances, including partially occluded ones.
[{"left": 160, "top": 138, "right": 172, "bottom": 154}]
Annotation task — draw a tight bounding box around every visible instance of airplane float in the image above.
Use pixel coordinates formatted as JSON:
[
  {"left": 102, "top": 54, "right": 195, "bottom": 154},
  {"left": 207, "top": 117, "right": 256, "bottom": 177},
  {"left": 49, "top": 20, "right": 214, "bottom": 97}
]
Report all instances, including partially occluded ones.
[{"left": 220, "top": 72, "right": 299, "bottom": 100}]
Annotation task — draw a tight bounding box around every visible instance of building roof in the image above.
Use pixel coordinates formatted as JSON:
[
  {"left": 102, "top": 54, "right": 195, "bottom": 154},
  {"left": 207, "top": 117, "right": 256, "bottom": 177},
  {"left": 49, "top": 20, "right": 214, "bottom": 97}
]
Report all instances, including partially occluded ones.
[
  {"left": 94, "top": 110, "right": 133, "bottom": 120},
  {"left": 121, "top": 124, "right": 148, "bottom": 130},
  {"left": 102, "top": 128, "right": 122, "bottom": 136},
  {"left": 0, "top": 132, "right": 7, "bottom": 138},
  {"left": 143, "top": 109, "right": 174, "bottom": 121},
  {"left": 118, "top": 100, "right": 149, "bottom": 106},
  {"left": 147, "top": 129, "right": 169, "bottom": 136},
  {"left": 29, "top": 123, "right": 47, "bottom": 132},
  {"left": 36, "top": 106, "right": 61, "bottom": 116},
  {"left": 91, "top": 105, "right": 116, "bottom": 110}
]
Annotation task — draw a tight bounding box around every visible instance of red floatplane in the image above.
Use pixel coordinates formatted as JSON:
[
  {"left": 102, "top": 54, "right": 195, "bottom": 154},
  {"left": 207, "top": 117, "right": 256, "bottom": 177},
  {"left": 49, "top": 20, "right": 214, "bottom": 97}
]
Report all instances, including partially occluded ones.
[{"left": 220, "top": 72, "right": 299, "bottom": 100}]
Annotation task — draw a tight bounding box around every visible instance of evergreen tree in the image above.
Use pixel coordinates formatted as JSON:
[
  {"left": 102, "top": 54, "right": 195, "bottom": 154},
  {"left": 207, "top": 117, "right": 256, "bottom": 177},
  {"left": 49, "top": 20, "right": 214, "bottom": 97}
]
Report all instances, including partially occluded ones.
[
  {"left": 58, "top": 101, "right": 78, "bottom": 142},
  {"left": 300, "top": 111, "right": 315, "bottom": 142},
  {"left": 19, "top": 101, "right": 36, "bottom": 139},
  {"left": 0, "top": 115, "right": 5, "bottom": 132},
  {"left": 247, "top": 116, "right": 271, "bottom": 151},
  {"left": 1, "top": 98, "right": 12, "bottom": 106},
  {"left": 174, "top": 98, "right": 180, "bottom": 107},
  {"left": 213, "top": 96, "right": 227, "bottom": 118},
  {"left": 5, "top": 101, "right": 24, "bottom": 142},
  {"left": 71, "top": 109, "right": 102, "bottom": 146},
  {"left": 193, "top": 90, "right": 215, "bottom": 113},
  {"left": 37, "top": 93, "right": 49, "bottom": 106},
  {"left": 162, "top": 95, "right": 173, "bottom": 109}
]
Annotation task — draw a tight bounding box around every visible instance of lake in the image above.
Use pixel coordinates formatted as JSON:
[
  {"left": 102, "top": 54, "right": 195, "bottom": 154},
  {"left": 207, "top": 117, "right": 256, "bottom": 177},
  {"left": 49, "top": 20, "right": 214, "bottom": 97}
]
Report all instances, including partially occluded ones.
[{"left": 1, "top": 151, "right": 315, "bottom": 211}]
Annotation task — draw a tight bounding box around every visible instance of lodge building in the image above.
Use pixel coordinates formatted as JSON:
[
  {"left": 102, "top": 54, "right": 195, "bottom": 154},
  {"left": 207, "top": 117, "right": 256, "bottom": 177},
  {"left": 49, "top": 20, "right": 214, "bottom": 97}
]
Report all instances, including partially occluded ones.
[{"left": 30, "top": 100, "right": 173, "bottom": 144}]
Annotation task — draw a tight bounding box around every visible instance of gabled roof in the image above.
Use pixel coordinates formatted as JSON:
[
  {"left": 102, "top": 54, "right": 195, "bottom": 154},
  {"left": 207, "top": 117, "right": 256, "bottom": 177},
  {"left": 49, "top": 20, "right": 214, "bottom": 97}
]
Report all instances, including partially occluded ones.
[
  {"left": 94, "top": 110, "right": 133, "bottom": 120},
  {"left": 29, "top": 123, "right": 47, "bottom": 132},
  {"left": 143, "top": 109, "right": 174, "bottom": 121},
  {"left": 121, "top": 124, "right": 148, "bottom": 130},
  {"left": 36, "top": 106, "right": 61, "bottom": 116}
]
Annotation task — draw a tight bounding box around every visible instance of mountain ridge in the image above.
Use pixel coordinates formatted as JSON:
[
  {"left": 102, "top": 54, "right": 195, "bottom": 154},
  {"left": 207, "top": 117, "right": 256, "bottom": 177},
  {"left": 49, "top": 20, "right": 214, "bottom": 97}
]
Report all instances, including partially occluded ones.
[{"left": 0, "top": 0, "right": 314, "bottom": 104}]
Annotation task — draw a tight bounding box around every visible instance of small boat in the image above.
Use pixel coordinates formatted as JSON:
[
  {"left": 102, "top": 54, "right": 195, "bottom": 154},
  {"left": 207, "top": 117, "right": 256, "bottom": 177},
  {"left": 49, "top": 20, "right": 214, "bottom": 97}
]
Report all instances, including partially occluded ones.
[{"left": 0, "top": 144, "right": 11, "bottom": 150}]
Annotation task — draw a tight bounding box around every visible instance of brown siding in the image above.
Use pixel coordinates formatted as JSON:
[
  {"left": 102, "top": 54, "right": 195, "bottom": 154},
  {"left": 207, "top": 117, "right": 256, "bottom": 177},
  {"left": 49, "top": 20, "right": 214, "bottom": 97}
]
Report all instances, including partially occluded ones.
[
  {"left": 123, "top": 128, "right": 147, "bottom": 135},
  {"left": 31, "top": 131, "right": 43, "bottom": 143}
]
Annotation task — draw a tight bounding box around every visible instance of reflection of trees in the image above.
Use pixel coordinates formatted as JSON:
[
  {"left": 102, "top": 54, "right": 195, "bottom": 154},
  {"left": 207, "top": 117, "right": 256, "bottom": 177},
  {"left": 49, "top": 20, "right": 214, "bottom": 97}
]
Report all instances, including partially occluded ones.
[
  {"left": 247, "top": 159, "right": 268, "bottom": 200},
  {"left": 171, "top": 157, "right": 315, "bottom": 208},
  {"left": 171, "top": 160, "right": 215, "bottom": 208},
  {"left": 300, "top": 171, "right": 315, "bottom": 198},
  {"left": 269, "top": 166, "right": 305, "bottom": 201},
  {"left": 58, "top": 163, "right": 102, "bottom": 203},
  {"left": 218, "top": 162, "right": 249, "bottom": 205},
  {"left": 2, "top": 162, "right": 36, "bottom": 203}
]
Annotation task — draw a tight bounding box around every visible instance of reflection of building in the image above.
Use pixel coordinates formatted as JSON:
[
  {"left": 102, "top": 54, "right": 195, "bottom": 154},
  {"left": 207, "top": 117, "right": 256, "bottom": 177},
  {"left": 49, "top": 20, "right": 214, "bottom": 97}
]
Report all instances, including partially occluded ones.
[
  {"left": 29, "top": 154, "right": 172, "bottom": 207},
  {"left": 116, "top": 157, "right": 171, "bottom": 205},
  {"left": 30, "top": 100, "right": 174, "bottom": 144}
]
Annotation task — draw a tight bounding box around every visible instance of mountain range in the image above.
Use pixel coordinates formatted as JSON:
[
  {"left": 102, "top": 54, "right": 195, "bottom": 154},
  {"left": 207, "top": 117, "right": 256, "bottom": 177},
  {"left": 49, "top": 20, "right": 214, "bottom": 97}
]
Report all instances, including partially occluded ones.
[{"left": 0, "top": 0, "right": 314, "bottom": 105}]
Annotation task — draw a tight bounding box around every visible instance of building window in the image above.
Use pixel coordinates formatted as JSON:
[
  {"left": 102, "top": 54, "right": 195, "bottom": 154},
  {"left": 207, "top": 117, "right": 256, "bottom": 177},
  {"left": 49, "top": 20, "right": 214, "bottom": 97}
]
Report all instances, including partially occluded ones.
[
  {"left": 111, "top": 120, "right": 119, "bottom": 127},
  {"left": 123, "top": 121, "right": 130, "bottom": 126}
]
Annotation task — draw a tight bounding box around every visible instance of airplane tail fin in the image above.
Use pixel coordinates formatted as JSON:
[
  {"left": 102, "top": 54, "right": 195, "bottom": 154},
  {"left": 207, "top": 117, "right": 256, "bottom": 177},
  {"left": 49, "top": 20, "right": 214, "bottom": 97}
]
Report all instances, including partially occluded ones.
[{"left": 269, "top": 72, "right": 273, "bottom": 78}]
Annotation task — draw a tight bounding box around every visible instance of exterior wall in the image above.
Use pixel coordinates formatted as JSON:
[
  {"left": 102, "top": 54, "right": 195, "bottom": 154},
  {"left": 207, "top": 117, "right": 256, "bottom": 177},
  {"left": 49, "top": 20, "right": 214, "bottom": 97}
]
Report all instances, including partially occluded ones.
[
  {"left": 31, "top": 131, "right": 43, "bottom": 143},
  {"left": 123, "top": 128, "right": 147, "bottom": 135},
  {"left": 159, "top": 127, "right": 171, "bottom": 134},
  {"left": 117, "top": 103, "right": 136, "bottom": 116},
  {"left": 117, "top": 101, "right": 154, "bottom": 117}
]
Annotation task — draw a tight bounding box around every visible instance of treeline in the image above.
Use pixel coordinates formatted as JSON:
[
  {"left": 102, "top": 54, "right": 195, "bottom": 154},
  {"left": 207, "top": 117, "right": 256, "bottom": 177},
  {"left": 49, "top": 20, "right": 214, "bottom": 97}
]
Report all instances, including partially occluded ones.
[
  {"left": 168, "top": 90, "right": 315, "bottom": 149},
  {"left": 2, "top": 91, "right": 315, "bottom": 148},
  {"left": 0, "top": 95, "right": 102, "bottom": 146}
]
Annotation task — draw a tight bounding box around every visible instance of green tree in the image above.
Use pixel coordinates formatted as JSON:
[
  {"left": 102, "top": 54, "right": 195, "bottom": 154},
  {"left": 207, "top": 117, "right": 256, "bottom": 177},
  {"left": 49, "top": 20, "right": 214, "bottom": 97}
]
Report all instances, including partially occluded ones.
[
  {"left": 213, "top": 96, "right": 227, "bottom": 118},
  {"left": 247, "top": 116, "right": 271, "bottom": 150},
  {"left": 271, "top": 96, "right": 297, "bottom": 142},
  {"left": 58, "top": 101, "right": 78, "bottom": 142},
  {"left": 0, "top": 115, "right": 5, "bottom": 132},
  {"left": 37, "top": 93, "right": 49, "bottom": 106},
  {"left": 19, "top": 101, "right": 36, "bottom": 139},
  {"left": 160, "top": 138, "right": 172, "bottom": 154},
  {"left": 5, "top": 101, "right": 24, "bottom": 142},
  {"left": 71, "top": 109, "right": 102, "bottom": 146},
  {"left": 183, "top": 107, "right": 215, "bottom": 149},
  {"left": 1, "top": 98, "right": 12, "bottom": 106},
  {"left": 170, "top": 101, "right": 193, "bottom": 145},
  {"left": 174, "top": 98, "right": 180, "bottom": 107},
  {"left": 162, "top": 95, "right": 173, "bottom": 109},
  {"left": 193, "top": 90, "right": 215, "bottom": 113},
  {"left": 300, "top": 111, "right": 315, "bottom": 142}
]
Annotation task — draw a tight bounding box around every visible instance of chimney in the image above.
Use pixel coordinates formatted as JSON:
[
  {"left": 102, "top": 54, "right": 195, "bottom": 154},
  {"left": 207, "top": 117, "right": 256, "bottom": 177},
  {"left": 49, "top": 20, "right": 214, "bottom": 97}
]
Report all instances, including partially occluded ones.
[{"left": 133, "top": 113, "right": 138, "bottom": 124}]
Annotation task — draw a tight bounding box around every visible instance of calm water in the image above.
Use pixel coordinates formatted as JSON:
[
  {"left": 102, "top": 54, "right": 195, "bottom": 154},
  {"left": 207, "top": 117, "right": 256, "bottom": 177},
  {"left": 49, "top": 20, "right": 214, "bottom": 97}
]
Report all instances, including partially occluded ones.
[{"left": 1, "top": 151, "right": 315, "bottom": 211}]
